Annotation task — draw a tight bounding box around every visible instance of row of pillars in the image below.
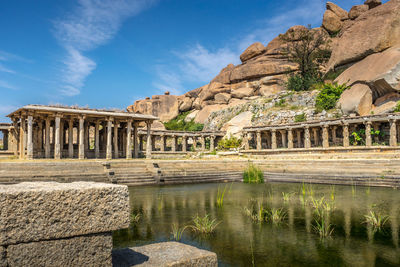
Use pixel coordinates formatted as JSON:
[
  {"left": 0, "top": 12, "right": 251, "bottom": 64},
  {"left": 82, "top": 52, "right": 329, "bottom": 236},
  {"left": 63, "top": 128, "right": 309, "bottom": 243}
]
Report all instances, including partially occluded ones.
[
  {"left": 244, "top": 120, "right": 399, "bottom": 150},
  {"left": 19, "top": 114, "right": 154, "bottom": 160},
  {"left": 138, "top": 134, "right": 218, "bottom": 152},
  {"left": 1, "top": 130, "right": 8, "bottom": 150}
]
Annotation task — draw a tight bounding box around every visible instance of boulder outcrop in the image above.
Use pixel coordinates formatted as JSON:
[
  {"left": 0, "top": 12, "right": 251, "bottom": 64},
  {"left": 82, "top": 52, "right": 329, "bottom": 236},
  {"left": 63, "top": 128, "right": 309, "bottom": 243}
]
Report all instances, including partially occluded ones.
[
  {"left": 328, "top": 0, "right": 400, "bottom": 70},
  {"left": 240, "top": 42, "right": 266, "bottom": 63}
]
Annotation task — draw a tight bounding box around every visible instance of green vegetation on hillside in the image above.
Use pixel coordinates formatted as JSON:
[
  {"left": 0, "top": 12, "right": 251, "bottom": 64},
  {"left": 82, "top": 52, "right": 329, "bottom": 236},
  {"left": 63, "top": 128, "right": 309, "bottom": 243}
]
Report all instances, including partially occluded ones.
[
  {"left": 281, "top": 25, "right": 331, "bottom": 91},
  {"left": 315, "top": 83, "right": 348, "bottom": 112},
  {"left": 164, "top": 111, "right": 204, "bottom": 131}
]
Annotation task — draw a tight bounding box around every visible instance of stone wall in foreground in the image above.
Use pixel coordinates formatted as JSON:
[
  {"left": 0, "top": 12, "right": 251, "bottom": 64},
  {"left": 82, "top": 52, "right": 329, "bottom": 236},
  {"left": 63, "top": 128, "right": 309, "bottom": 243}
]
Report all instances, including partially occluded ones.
[{"left": 0, "top": 182, "right": 130, "bottom": 267}]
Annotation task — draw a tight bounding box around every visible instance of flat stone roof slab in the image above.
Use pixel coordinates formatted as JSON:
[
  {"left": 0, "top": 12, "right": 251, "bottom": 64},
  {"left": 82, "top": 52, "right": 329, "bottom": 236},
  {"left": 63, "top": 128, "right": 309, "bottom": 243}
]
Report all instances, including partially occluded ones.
[
  {"left": 112, "top": 242, "right": 218, "bottom": 267},
  {"left": 0, "top": 182, "right": 130, "bottom": 246}
]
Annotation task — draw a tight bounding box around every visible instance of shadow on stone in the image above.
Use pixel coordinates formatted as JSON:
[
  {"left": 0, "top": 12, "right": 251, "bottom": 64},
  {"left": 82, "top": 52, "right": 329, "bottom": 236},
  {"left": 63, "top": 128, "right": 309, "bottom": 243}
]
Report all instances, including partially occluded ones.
[{"left": 112, "top": 248, "right": 149, "bottom": 267}]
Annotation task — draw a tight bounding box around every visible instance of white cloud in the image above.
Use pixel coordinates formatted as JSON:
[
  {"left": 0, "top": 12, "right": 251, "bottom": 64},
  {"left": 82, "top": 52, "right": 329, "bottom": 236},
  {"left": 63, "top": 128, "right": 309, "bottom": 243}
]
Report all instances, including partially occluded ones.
[
  {"left": 0, "top": 63, "right": 15, "bottom": 74},
  {"left": 153, "top": 44, "right": 239, "bottom": 94},
  {"left": 0, "top": 80, "right": 18, "bottom": 90},
  {"left": 54, "top": 0, "right": 156, "bottom": 96},
  {"left": 152, "top": 0, "right": 329, "bottom": 95},
  {"left": 0, "top": 104, "right": 18, "bottom": 115}
]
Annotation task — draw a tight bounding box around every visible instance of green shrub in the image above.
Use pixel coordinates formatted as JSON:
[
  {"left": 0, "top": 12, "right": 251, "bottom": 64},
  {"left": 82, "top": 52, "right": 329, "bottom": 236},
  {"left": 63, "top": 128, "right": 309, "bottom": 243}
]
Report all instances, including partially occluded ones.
[
  {"left": 286, "top": 73, "right": 319, "bottom": 91},
  {"left": 274, "top": 99, "right": 286, "bottom": 107},
  {"left": 243, "top": 164, "right": 264, "bottom": 184},
  {"left": 315, "top": 83, "right": 348, "bottom": 112},
  {"left": 164, "top": 111, "right": 204, "bottom": 131},
  {"left": 294, "top": 113, "right": 306, "bottom": 122},
  {"left": 394, "top": 101, "right": 400, "bottom": 112},
  {"left": 217, "top": 135, "right": 242, "bottom": 150}
]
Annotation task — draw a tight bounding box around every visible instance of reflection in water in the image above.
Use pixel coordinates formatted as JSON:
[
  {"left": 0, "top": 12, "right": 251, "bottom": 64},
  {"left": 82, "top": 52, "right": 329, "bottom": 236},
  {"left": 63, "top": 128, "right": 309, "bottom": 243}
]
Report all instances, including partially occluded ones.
[{"left": 113, "top": 183, "right": 400, "bottom": 266}]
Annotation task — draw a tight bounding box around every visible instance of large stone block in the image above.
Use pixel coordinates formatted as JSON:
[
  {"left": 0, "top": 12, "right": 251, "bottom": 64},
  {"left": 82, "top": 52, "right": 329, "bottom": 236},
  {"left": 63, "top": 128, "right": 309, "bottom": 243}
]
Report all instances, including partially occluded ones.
[
  {"left": 7, "top": 233, "right": 112, "bottom": 267},
  {"left": 112, "top": 242, "right": 218, "bottom": 267},
  {"left": 0, "top": 182, "right": 130, "bottom": 246}
]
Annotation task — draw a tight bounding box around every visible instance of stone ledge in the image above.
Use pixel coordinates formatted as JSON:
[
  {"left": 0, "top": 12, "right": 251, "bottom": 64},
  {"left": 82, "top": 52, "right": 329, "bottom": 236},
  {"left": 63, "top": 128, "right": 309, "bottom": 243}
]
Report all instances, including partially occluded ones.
[
  {"left": 112, "top": 242, "right": 218, "bottom": 267},
  {"left": 6, "top": 233, "right": 112, "bottom": 267},
  {"left": 0, "top": 182, "right": 130, "bottom": 246}
]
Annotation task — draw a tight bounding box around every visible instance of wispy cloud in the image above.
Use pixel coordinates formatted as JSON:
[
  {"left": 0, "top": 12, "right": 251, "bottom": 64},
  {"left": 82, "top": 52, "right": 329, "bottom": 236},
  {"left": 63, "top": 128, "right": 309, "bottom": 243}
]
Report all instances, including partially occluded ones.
[
  {"left": 153, "top": 0, "right": 326, "bottom": 95},
  {"left": 0, "top": 80, "right": 18, "bottom": 90},
  {"left": 153, "top": 44, "right": 239, "bottom": 94},
  {"left": 0, "top": 63, "right": 15, "bottom": 74},
  {"left": 54, "top": 0, "right": 156, "bottom": 96}
]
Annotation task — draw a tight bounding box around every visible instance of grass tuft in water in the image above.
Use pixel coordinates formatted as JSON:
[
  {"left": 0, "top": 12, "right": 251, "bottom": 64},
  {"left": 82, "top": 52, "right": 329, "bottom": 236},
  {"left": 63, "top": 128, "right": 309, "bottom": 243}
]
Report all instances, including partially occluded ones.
[
  {"left": 171, "top": 224, "right": 188, "bottom": 241},
  {"left": 266, "top": 208, "right": 287, "bottom": 224},
  {"left": 282, "top": 192, "right": 295, "bottom": 202},
  {"left": 244, "top": 199, "right": 266, "bottom": 222},
  {"left": 364, "top": 210, "right": 389, "bottom": 232},
  {"left": 313, "top": 216, "right": 334, "bottom": 238},
  {"left": 130, "top": 211, "right": 142, "bottom": 224},
  {"left": 191, "top": 214, "right": 221, "bottom": 234},
  {"left": 217, "top": 184, "right": 229, "bottom": 207},
  {"left": 243, "top": 164, "right": 264, "bottom": 184}
]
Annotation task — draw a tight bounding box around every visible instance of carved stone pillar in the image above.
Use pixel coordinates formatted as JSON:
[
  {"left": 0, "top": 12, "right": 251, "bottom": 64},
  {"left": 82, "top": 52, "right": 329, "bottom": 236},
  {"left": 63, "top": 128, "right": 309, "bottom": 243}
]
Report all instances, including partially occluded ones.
[
  {"left": 390, "top": 119, "right": 397, "bottom": 147},
  {"left": 113, "top": 122, "right": 119, "bottom": 158},
  {"left": 27, "top": 115, "right": 33, "bottom": 160},
  {"left": 271, "top": 129, "right": 277, "bottom": 149},
  {"left": 322, "top": 125, "right": 329, "bottom": 148},
  {"left": 200, "top": 135, "right": 205, "bottom": 151},
  {"left": 145, "top": 121, "right": 152, "bottom": 159},
  {"left": 133, "top": 123, "right": 139, "bottom": 158},
  {"left": 244, "top": 133, "right": 250, "bottom": 150},
  {"left": 79, "top": 117, "right": 85, "bottom": 160},
  {"left": 312, "top": 128, "right": 319, "bottom": 147},
  {"left": 304, "top": 126, "right": 311, "bottom": 149},
  {"left": 106, "top": 119, "right": 113, "bottom": 160},
  {"left": 182, "top": 135, "right": 187, "bottom": 152},
  {"left": 19, "top": 117, "right": 26, "bottom": 159},
  {"left": 332, "top": 126, "right": 337, "bottom": 146},
  {"left": 68, "top": 119, "right": 74, "bottom": 158},
  {"left": 84, "top": 122, "right": 89, "bottom": 151},
  {"left": 343, "top": 123, "right": 349, "bottom": 147},
  {"left": 365, "top": 121, "right": 372, "bottom": 147},
  {"left": 287, "top": 129, "right": 293, "bottom": 149},
  {"left": 54, "top": 115, "right": 61, "bottom": 160},
  {"left": 151, "top": 135, "right": 156, "bottom": 151},
  {"left": 60, "top": 120, "right": 64, "bottom": 153},
  {"left": 160, "top": 134, "right": 165, "bottom": 152},
  {"left": 296, "top": 130, "right": 302, "bottom": 148},
  {"left": 171, "top": 135, "right": 176, "bottom": 152},
  {"left": 256, "top": 131, "right": 262, "bottom": 150},
  {"left": 280, "top": 130, "right": 287, "bottom": 148},
  {"left": 126, "top": 120, "right": 132, "bottom": 159},
  {"left": 210, "top": 135, "right": 215, "bottom": 151},
  {"left": 94, "top": 121, "right": 100, "bottom": 158},
  {"left": 45, "top": 117, "right": 51, "bottom": 158}
]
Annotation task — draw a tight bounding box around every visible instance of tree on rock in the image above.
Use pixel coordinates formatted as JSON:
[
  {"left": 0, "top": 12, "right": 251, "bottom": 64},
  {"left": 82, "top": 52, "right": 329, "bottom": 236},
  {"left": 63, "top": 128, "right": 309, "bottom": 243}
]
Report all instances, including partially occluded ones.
[{"left": 280, "top": 25, "right": 331, "bottom": 91}]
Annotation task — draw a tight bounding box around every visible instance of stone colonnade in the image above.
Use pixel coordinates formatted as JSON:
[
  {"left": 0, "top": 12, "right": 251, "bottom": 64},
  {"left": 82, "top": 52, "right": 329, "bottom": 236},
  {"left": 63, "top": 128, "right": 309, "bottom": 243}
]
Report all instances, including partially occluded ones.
[
  {"left": 8, "top": 106, "right": 157, "bottom": 160},
  {"left": 137, "top": 130, "right": 225, "bottom": 153},
  {"left": 243, "top": 115, "right": 400, "bottom": 151}
]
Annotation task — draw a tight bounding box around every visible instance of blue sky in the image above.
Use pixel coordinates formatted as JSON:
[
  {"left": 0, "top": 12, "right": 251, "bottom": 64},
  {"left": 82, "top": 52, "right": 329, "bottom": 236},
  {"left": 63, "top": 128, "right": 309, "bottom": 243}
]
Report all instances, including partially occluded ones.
[{"left": 0, "top": 0, "right": 377, "bottom": 121}]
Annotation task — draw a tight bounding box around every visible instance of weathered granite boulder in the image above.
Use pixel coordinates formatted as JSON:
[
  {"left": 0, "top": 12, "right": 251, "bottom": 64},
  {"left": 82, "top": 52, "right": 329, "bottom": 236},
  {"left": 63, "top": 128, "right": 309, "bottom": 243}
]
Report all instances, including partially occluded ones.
[
  {"left": 195, "top": 104, "right": 227, "bottom": 124},
  {"left": 328, "top": 0, "right": 400, "bottom": 69},
  {"left": 184, "top": 109, "right": 199, "bottom": 122},
  {"left": 231, "top": 87, "right": 254, "bottom": 98},
  {"left": 199, "top": 82, "right": 230, "bottom": 102},
  {"left": 128, "top": 93, "right": 179, "bottom": 122},
  {"left": 179, "top": 97, "right": 193, "bottom": 112},
  {"left": 326, "top": 2, "right": 348, "bottom": 20},
  {"left": 221, "top": 111, "right": 253, "bottom": 138},
  {"left": 348, "top": 5, "right": 369, "bottom": 20},
  {"left": 0, "top": 182, "right": 130, "bottom": 267},
  {"left": 364, "top": 0, "right": 382, "bottom": 9},
  {"left": 210, "top": 64, "right": 235, "bottom": 84},
  {"left": 335, "top": 46, "right": 400, "bottom": 100},
  {"left": 337, "top": 84, "right": 372, "bottom": 115},
  {"left": 322, "top": 9, "right": 343, "bottom": 34},
  {"left": 214, "top": 92, "right": 231, "bottom": 104},
  {"left": 240, "top": 42, "right": 266, "bottom": 63}
]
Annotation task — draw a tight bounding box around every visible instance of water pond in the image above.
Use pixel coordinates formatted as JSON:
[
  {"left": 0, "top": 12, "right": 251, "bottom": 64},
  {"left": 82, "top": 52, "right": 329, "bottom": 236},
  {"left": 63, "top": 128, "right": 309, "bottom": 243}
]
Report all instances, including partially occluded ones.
[{"left": 113, "top": 182, "right": 400, "bottom": 266}]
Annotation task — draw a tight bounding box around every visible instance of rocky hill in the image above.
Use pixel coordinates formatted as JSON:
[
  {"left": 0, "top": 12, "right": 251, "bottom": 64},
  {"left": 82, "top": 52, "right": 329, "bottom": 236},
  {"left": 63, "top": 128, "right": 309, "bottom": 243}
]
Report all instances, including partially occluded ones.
[{"left": 128, "top": 0, "right": 400, "bottom": 136}]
